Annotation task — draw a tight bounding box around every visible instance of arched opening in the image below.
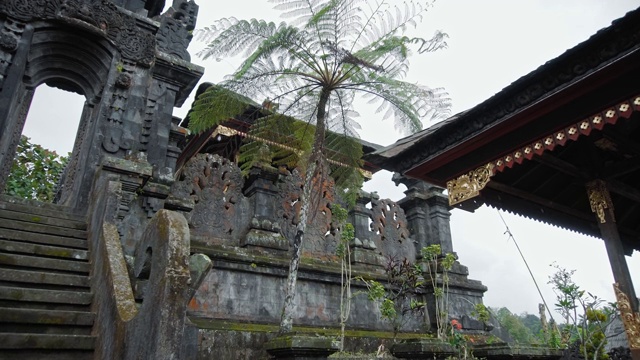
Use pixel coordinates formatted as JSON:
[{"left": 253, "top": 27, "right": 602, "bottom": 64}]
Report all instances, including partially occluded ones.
[
  {"left": 3, "top": 85, "right": 85, "bottom": 202},
  {"left": 0, "top": 25, "right": 114, "bottom": 208}
]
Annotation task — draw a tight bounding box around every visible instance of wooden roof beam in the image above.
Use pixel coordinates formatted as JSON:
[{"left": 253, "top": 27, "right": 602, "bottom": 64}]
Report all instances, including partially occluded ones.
[
  {"left": 533, "top": 153, "right": 591, "bottom": 179},
  {"left": 607, "top": 179, "right": 640, "bottom": 204},
  {"left": 603, "top": 128, "right": 640, "bottom": 157},
  {"left": 486, "top": 180, "right": 593, "bottom": 222},
  {"left": 604, "top": 156, "right": 640, "bottom": 179}
]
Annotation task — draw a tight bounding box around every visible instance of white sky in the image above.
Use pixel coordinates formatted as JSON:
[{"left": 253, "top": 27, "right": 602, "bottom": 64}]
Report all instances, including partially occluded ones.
[{"left": 22, "top": 0, "right": 640, "bottom": 319}]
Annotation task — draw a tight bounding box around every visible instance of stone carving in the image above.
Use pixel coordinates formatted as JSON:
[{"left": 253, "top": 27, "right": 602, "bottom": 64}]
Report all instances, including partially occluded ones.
[
  {"left": 171, "top": 154, "right": 247, "bottom": 241},
  {"left": 103, "top": 60, "right": 135, "bottom": 153},
  {"left": 0, "top": 18, "right": 24, "bottom": 90},
  {"left": 141, "top": 82, "right": 167, "bottom": 152},
  {"left": 0, "top": 0, "right": 157, "bottom": 67},
  {"left": 156, "top": 0, "right": 199, "bottom": 61},
  {"left": 276, "top": 165, "right": 337, "bottom": 255},
  {"left": 0, "top": 90, "right": 33, "bottom": 191},
  {"left": 370, "top": 196, "right": 413, "bottom": 259}
]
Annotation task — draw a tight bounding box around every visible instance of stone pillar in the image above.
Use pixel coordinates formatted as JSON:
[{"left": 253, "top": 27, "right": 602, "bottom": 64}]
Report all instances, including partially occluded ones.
[
  {"left": 242, "top": 166, "right": 288, "bottom": 250},
  {"left": 0, "top": 17, "right": 31, "bottom": 192},
  {"left": 349, "top": 191, "right": 384, "bottom": 266},
  {"left": 394, "top": 174, "right": 488, "bottom": 331},
  {"left": 394, "top": 175, "right": 453, "bottom": 255}
]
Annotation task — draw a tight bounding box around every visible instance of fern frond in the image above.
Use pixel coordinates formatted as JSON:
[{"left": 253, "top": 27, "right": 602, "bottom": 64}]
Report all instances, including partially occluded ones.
[{"left": 188, "top": 85, "right": 259, "bottom": 134}]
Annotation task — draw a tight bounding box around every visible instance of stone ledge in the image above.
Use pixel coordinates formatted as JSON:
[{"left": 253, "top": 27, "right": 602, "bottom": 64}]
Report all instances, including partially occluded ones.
[
  {"left": 472, "top": 344, "right": 563, "bottom": 360},
  {"left": 391, "top": 338, "right": 455, "bottom": 359},
  {"left": 266, "top": 335, "right": 339, "bottom": 359}
]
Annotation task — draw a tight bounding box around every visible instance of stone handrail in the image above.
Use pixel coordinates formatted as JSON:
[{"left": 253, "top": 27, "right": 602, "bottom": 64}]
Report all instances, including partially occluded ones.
[
  {"left": 88, "top": 172, "right": 200, "bottom": 359},
  {"left": 87, "top": 173, "right": 138, "bottom": 359}
]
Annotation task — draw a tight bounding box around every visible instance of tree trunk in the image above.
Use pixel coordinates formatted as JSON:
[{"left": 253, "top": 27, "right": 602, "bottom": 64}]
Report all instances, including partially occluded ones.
[{"left": 279, "top": 88, "right": 330, "bottom": 334}]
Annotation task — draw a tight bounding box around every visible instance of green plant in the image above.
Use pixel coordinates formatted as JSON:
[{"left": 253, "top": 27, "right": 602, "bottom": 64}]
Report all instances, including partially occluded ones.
[
  {"left": 449, "top": 319, "right": 473, "bottom": 360},
  {"left": 548, "top": 263, "right": 616, "bottom": 360},
  {"left": 192, "top": 0, "right": 450, "bottom": 335},
  {"left": 5, "top": 135, "right": 69, "bottom": 203},
  {"left": 472, "top": 303, "right": 490, "bottom": 324},
  {"left": 421, "top": 244, "right": 455, "bottom": 339},
  {"left": 360, "top": 256, "right": 425, "bottom": 339}
]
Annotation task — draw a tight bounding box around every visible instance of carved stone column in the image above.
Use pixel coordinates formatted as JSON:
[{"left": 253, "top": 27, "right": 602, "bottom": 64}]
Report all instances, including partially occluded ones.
[
  {"left": 0, "top": 17, "right": 30, "bottom": 192},
  {"left": 394, "top": 175, "right": 454, "bottom": 255},
  {"left": 349, "top": 191, "right": 384, "bottom": 266},
  {"left": 242, "top": 166, "right": 287, "bottom": 250}
]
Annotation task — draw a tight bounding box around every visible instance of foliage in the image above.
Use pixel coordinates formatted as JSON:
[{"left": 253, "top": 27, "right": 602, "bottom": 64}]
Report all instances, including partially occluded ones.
[
  {"left": 449, "top": 319, "right": 474, "bottom": 360},
  {"left": 548, "top": 263, "right": 616, "bottom": 360},
  {"left": 472, "top": 303, "right": 491, "bottom": 324},
  {"left": 5, "top": 135, "right": 68, "bottom": 202},
  {"left": 360, "top": 256, "right": 425, "bottom": 339},
  {"left": 193, "top": 0, "right": 450, "bottom": 334},
  {"left": 421, "top": 244, "right": 456, "bottom": 339},
  {"left": 492, "top": 307, "right": 539, "bottom": 345}
]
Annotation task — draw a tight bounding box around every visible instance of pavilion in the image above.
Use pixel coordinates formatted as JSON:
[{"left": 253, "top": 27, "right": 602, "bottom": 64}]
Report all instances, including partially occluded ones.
[{"left": 366, "top": 6, "right": 640, "bottom": 356}]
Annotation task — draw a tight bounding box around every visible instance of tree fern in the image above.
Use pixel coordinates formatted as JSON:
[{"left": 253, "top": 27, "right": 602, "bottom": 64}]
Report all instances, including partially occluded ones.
[{"left": 192, "top": 0, "right": 451, "bottom": 335}]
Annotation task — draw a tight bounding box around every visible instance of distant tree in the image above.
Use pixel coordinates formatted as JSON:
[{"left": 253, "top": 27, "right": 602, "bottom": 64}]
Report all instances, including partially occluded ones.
[
  {"left": 521, "top": 313, "right": 543, "bottom": 337},
  {"left": 4, "top": 135, "right": 68, "bottom": 203},
  {"left": 192, "top": 0, "right": 450, "bottom": 334},
  {"left": 492, "top": 307, "right": 538, "bottom": 345}
]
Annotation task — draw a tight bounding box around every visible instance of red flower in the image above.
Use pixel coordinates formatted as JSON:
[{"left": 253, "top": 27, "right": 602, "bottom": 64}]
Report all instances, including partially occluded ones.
[{"left": 450, "top": 319, "right": 462, "bottom": 330}]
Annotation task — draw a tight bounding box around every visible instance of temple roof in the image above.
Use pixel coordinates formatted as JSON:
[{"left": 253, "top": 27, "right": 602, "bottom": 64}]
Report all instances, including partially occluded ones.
[
  {"left": 365, "top": 6, "right": 640, "bottom": 253},
  {"left": 367, "top": 6, "right": 640, "bottom": 179}
]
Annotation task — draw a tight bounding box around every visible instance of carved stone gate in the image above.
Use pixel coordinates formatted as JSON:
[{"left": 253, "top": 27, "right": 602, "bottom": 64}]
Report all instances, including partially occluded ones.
[{"left": 0, "top": 0, "right": 203, "bottom": 210}]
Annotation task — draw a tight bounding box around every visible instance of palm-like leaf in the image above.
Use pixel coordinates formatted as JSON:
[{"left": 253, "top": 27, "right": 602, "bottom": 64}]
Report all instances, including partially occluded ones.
[{"left": 191, "top": 0, "right": 451, "bottom": 335}]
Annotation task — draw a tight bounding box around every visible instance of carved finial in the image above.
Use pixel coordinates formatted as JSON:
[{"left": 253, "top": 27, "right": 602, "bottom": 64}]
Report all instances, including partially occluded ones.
[{"left": 586, "top": 180, "right": 614, "bottom": 223}]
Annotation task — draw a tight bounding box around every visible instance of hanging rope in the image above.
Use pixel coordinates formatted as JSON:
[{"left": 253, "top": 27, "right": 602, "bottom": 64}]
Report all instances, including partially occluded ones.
[{"left": 496, "top": 210, "right": 556, "bottom": 323}]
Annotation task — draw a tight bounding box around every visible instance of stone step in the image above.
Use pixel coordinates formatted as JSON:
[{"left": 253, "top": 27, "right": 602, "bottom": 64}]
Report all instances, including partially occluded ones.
[
  {"left": 0, "top": 268, "right": 89, "bottom": 288},
  {"left": 0, "top": 219, "right": 87, "bottom": 240},
  {"left": 0, "top": 308, "right": 94, "bottom": 327},
  {"left": 0, "top": 286, "right": 92, "bottom": 305},
  {"left": 0, "top": 252, "right": 89, "bottom": 274},
  {"left": 1, "top": 323, "right": 93, "bottom": 335},
  {"left": 0, "top": 299, "right": 91, "bottom": 312},
  {"left": 0, "top": 209, "right": 86, "bottom": 231},
  {"left": 0, "top": 333, "right": 95, "bottom": 350},
  {"left": 0, "top": 239, "right": 88, "bottom": 261},
  {"left": 0, "top": 195, "right": 85, "bottom": 223},
  {"left": 0, "top": 228, "right": 87, "bottom": 249},
  {"left": 0, "top": 350, "right": 94, "bottom": 360}
]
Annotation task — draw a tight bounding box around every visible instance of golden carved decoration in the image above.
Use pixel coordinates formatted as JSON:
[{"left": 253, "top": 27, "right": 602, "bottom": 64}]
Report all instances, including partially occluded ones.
[
  {"left": 447, "top": 163, "right": 494, "bottom": 206},
  {"left": 613, "top": 283, "right": 640, "bottom": 349},
  {"left": 214, "top": 125, "right": 239, "bottom": 137},
  {"left": 586, "top": 180, "right": 614, "bottom": 223}
]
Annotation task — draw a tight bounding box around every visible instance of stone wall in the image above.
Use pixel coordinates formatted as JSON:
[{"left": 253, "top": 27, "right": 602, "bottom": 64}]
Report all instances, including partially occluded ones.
[{"left": 170, "top": 153, "right": 490, "bottom": 358}]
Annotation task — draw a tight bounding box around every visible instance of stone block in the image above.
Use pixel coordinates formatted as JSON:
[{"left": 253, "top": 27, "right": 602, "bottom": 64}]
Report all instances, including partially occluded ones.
[{"left": 265, "top": 335, "right": 340, "bottom": 360}]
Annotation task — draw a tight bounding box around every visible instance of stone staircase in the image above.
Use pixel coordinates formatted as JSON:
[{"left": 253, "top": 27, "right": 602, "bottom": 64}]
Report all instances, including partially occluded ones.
[{"left": 0, "top": 197, "right": 95, "bottom": 360}]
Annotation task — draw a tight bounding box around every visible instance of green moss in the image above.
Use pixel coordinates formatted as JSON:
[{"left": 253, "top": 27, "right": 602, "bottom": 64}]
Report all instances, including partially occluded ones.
[{"left": 188, "top": 319, "right": 424, "bottom": 340}]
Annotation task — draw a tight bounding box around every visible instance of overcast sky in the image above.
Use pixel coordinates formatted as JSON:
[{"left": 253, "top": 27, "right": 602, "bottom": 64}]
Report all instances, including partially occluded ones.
[{"left": 23, "top": 0, "right": 640, "bottom": 319}]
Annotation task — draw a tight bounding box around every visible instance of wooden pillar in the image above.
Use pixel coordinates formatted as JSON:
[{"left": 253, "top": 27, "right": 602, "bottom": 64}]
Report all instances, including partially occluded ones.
[{"left": 586, "top": 180, "right": 640, "bottom": 357}]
